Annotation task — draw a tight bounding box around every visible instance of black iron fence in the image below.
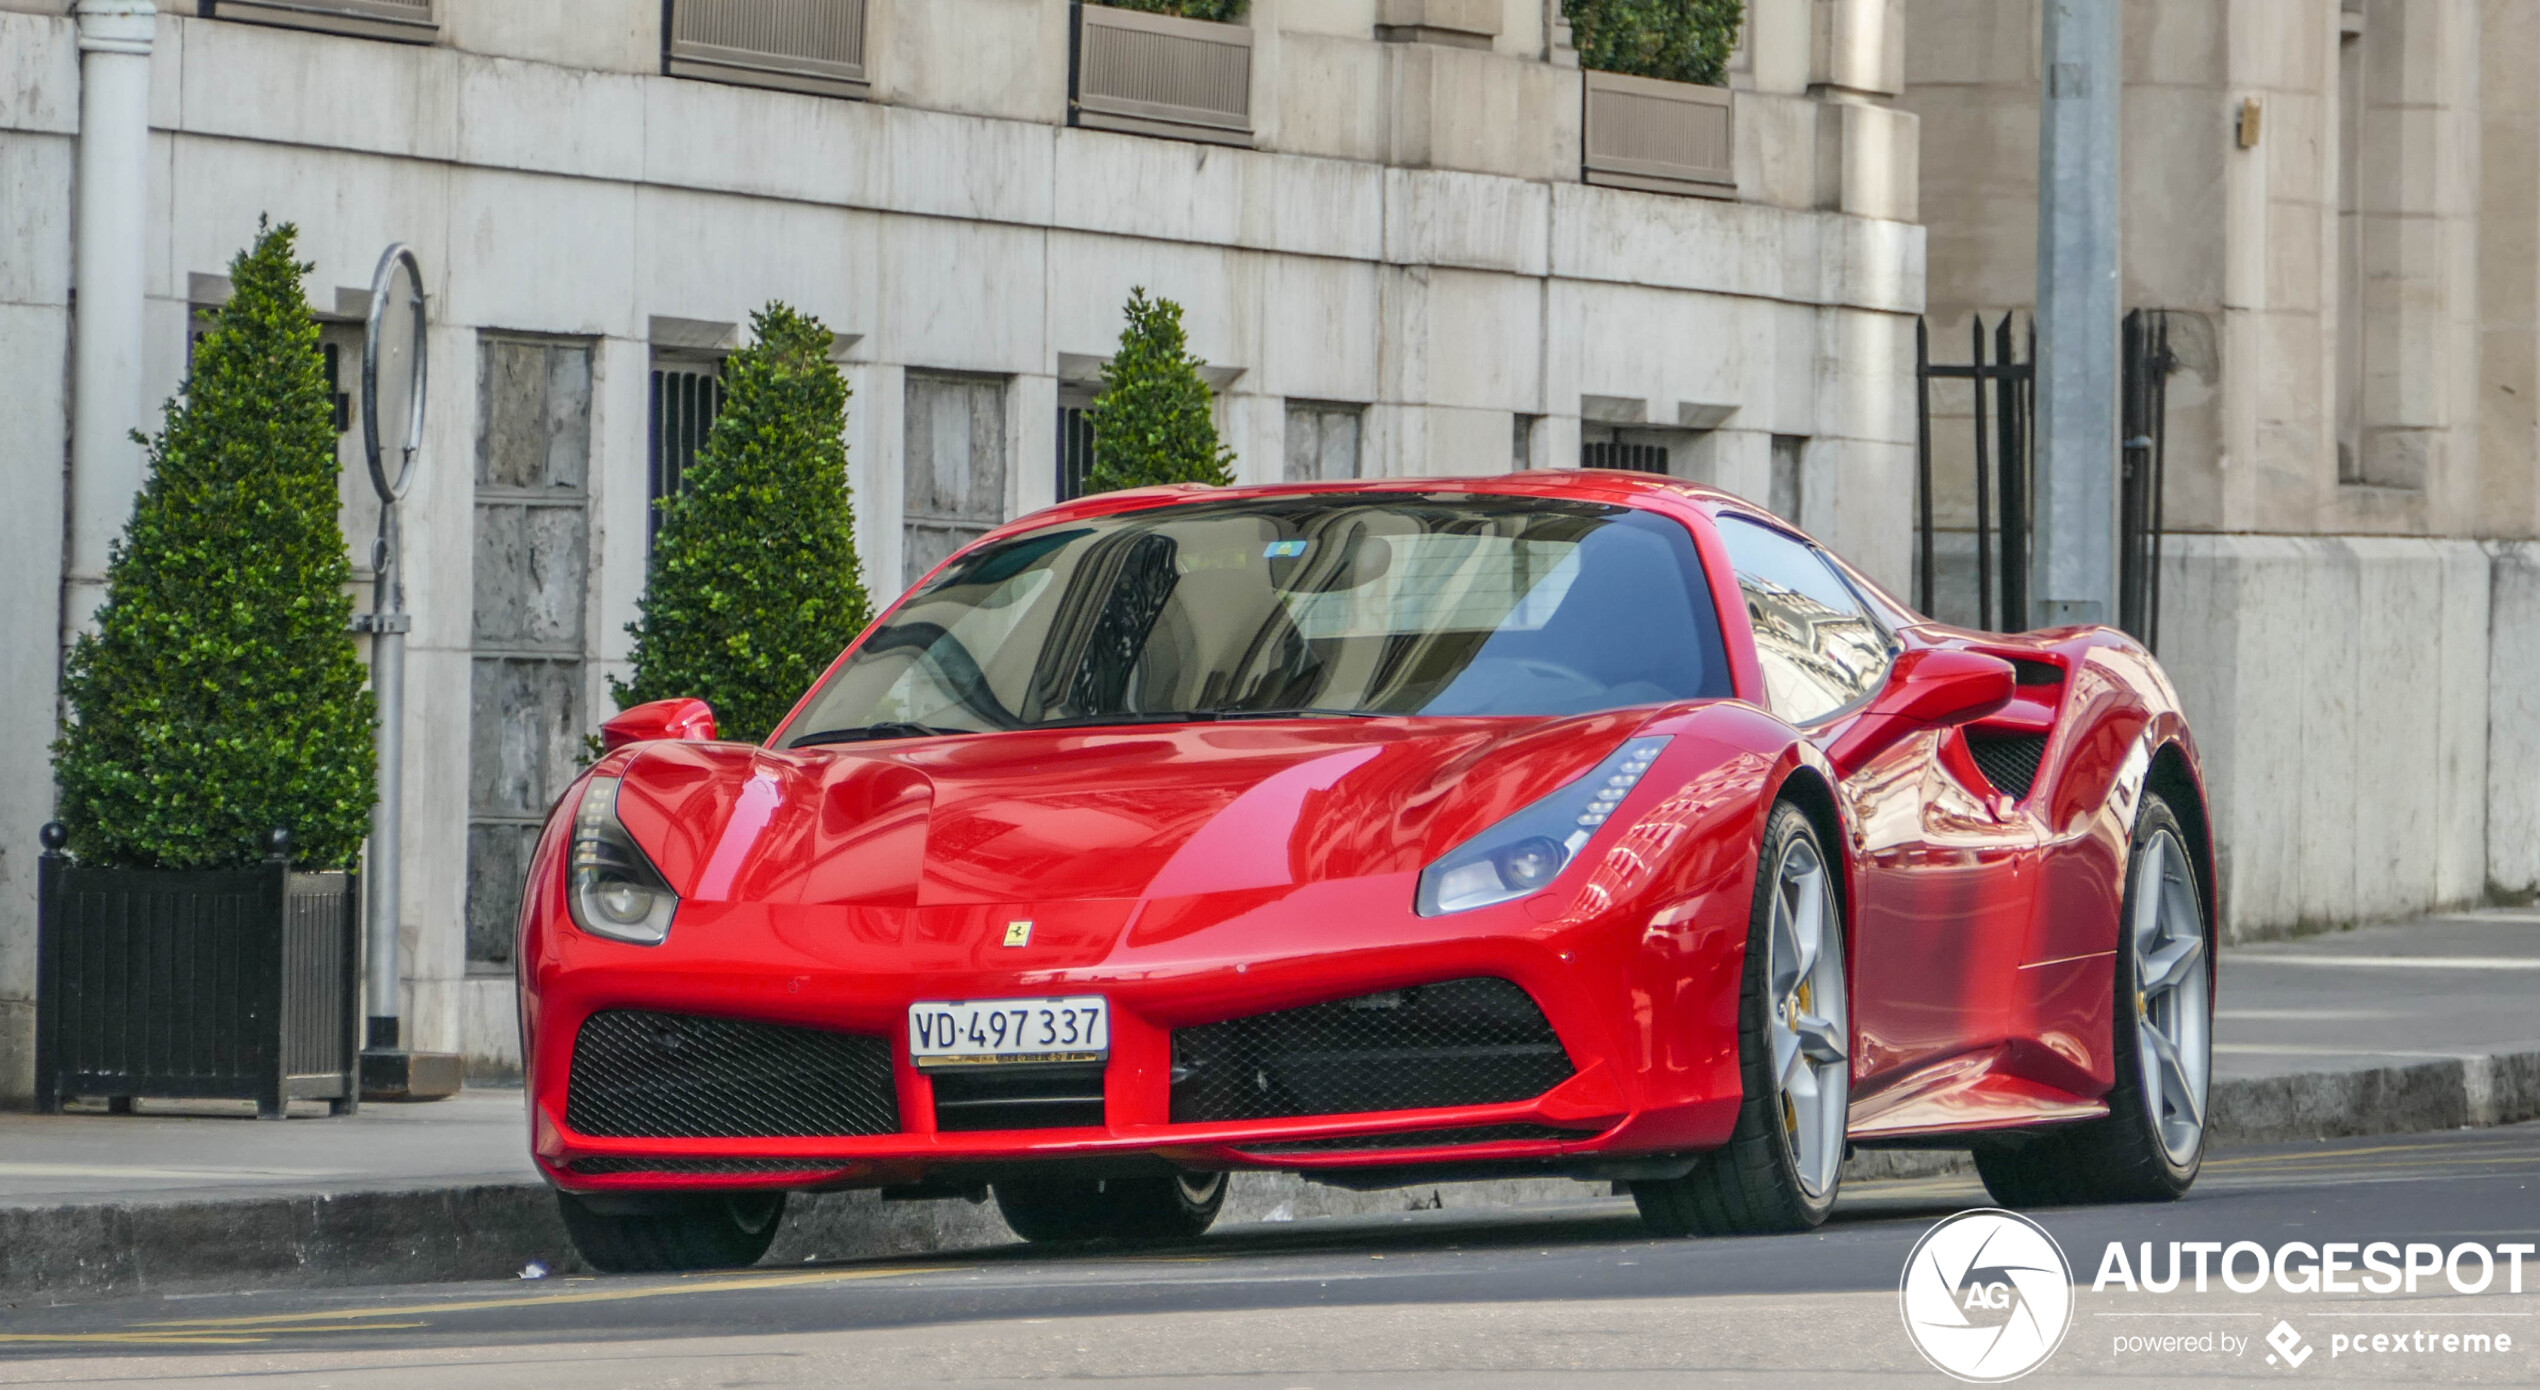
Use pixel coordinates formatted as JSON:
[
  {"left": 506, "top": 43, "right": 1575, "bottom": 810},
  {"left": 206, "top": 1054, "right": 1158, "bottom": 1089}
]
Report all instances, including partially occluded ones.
[{"left": 1914, "top": 309, "right": 2173, "bottom": 647}]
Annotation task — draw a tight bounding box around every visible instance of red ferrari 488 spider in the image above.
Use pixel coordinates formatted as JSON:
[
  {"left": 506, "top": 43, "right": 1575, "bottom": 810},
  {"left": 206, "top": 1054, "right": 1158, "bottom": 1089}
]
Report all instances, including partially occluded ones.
[{"left": 519, "top": 471, "right": 2216, "bottom": 1271}]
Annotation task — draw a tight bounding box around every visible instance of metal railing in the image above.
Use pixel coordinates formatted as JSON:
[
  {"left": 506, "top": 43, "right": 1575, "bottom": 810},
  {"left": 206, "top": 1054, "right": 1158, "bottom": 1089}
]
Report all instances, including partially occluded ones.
[
  {"left": 205, "top": 0, "right": 436, "bottom": 43},
  {"left": 667, "top": 0, "right": 870, "bottom": 99},
  {"left": 1582, "top": 69, "right": 1733, "bottom": 197},
  {"left": 1071, "top": 2, "right": 1254, "bottom": 147}
]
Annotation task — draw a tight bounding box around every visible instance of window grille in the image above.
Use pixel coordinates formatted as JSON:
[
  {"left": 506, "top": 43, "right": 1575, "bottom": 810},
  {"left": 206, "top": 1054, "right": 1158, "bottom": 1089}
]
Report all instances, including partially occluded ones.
[
  {"left": 1055, "top": 389, "right": 1099, "bottom": 503},
  {"left": 1581, "top": 438, "right": 1669, "bottom": 474},
  {"left": 1073, "top": 3, "right": 1254, "bottom": 147},
  {"left": 1582, "top": 69, "right": 1734, "bottom": 198},
  {"left": 203, "top": 0, "right": 436, "bottom": 43},
  {"left": 648, "top": 361, "right": 726, "bottom": 544},
  {"left": 666, "top": 0, "right": 870, "bottom": 99}
]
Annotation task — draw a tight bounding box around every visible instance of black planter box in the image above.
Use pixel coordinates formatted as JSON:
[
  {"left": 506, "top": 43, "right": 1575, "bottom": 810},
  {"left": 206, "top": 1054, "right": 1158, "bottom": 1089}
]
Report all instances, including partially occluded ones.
[{"left": 35, "top": 829, "right": 362, "bottom": 1119}]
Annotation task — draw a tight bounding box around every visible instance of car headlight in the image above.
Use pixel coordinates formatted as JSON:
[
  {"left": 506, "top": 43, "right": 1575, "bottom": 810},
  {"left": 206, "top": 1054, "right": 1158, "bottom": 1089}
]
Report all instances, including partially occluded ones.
[
  {"left": 567, "top": 775, "right": 679, "bottom": 946},
  {"left": 1416, "top": 736, "right": 1671, "bottom": 916}
]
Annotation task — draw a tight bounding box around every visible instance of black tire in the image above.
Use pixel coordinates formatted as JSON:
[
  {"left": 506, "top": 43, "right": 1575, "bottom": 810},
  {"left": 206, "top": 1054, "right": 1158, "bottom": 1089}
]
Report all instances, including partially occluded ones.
[
  {"left": 994, "top": 1170, "right": 1227, "bottom": 1244},
  {"left": 556, "top": 1189, "right": 786, "bottom": 1273},
  {"left": 1974, "top": 791, "right": 2209, "bottom": 1207},
  {"left": 1634, "top": 803, "right": 1848, "bottom": 1236}
]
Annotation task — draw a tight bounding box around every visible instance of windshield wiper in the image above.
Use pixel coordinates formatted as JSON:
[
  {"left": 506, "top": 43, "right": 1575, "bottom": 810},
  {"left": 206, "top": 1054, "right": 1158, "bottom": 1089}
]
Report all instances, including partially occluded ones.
[
  {"left": 788, "top": 722, "right": 966, "bottom": 747},
  {"left": 1208, "top": 707, "right": 1390, "bottom": 721}
]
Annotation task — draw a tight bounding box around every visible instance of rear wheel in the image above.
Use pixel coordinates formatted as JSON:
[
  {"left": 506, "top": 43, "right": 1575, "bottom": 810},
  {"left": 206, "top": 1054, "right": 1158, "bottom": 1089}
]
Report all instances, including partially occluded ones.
[
  {"left": 1634, "top": 803, "right": 1850, "bottom": 1236},
  {"left": 1975, "top": 791, "right": 2211, "bottom": 1206},
  {"left": 556, "top": 1190, "right": 786, "bottom": 1274},
  {"left": 994, "top": 1171, "right": 1227, "bottom": 1244}
]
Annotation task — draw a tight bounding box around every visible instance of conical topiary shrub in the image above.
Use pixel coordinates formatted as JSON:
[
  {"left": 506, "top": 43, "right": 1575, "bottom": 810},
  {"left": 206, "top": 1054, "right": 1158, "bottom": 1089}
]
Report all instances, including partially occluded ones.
[
  {"left": 1085, "top": 287, "right": 1236, "bottom": 494},
  {"left": 615, "top": 302, "right": 873, "bottom": 743},
  {"left": 53, "top": 219, "right": 376, "bottom": 870}
]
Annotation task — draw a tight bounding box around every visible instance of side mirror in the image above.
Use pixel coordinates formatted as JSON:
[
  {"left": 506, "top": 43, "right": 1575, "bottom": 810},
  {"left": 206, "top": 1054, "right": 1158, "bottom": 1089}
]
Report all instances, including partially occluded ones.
[
  {"left": 600, "top": 697, "right": 717, "bottom": 753},
  {"left": 1827, "top": 649, "right": 2015, "bottom": 771}
]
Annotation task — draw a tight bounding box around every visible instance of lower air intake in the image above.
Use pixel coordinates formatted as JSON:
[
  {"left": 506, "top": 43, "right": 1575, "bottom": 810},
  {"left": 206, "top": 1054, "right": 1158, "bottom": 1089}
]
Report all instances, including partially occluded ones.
[
  {"left": 1238, "top": 1123, "right": 1585, "bottom": 1155},
  {"left": 1966, "top": 731, "right": 2050, "bottom": 800},
  {"left": 567, "top": 1009, "right": 899, "bottom": 1139},
  {"left": 568, "top": 1157, "right": 849, "bottom": 1176},
  {"left": 1170, "top": 977, "right": 1574, "bottom": 1124}
]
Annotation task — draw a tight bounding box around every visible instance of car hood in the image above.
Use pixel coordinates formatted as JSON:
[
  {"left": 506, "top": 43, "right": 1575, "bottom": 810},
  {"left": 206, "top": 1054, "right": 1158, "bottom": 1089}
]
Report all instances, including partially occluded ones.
[{"left": 609, "top": 713, "right": 1652, "bottom": 909}]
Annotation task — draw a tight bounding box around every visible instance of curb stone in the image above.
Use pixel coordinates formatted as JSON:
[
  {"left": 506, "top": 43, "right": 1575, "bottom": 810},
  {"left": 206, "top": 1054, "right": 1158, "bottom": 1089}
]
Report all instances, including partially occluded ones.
[{"left": 7, "top": 1049, "right": 2535, "bottom": 1304}]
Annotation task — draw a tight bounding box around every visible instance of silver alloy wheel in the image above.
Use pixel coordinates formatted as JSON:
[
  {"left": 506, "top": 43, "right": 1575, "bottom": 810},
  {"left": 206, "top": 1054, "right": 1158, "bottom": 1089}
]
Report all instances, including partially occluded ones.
[
  {"left": 2131, "top": 827, "right": 2211, "bottom": 1166},
  {"left": 1765, "top": 833, "right": 1849, "bottom": 1199}
]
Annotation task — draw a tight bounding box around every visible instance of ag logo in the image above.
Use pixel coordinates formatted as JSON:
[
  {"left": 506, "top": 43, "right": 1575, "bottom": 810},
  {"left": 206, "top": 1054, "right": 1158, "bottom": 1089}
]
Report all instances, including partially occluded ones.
[{"left": 1899, "top": 1209, "right": 2075, "bottom": 1382}]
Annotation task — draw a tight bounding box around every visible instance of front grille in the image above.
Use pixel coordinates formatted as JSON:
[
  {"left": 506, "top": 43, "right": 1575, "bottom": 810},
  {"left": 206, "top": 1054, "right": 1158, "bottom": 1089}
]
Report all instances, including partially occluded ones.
[
  {"left": 1238, "top": 1123, "right": 1586, "bottom": 1155},
  {"left": 1967, "top": 731, "right": 2049, "bottom": 800},
  {"left": 568, "top": 1157, "right": 849, "bottom": 1176},
  {"left": 567, "top": 1010, "right": 899, "bottom": 1139},
  {"left": 1170, "top": 978, "right": 1574, "bottom": 1124},
  {"left": 929, "top": 1063, "right": 1107, "bottom": 1132}
]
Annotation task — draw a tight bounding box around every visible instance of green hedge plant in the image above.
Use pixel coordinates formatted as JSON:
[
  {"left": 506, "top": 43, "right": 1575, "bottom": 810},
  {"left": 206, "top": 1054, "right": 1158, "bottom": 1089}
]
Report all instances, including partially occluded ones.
[
  {"left": 53, "top": 220, "right": 376, "bottom": 870},
  {"left": 1564, "top": 0, "right": 1744, "bottom": 86},
  {"left": 616, "top": 302, "right": 872, "bottom": 744},
  {"left": 1094, "top": 0, "right": 1247, "bottom": 21},
  {"left": 1085, "top": 288, "right": 1237, "bottom": 494}
]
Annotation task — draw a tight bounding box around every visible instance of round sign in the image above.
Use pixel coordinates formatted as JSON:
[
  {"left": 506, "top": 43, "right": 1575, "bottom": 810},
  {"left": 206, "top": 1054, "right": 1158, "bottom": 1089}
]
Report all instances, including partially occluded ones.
[
  {"left": 1898, "top": 1208, "right": 2075, "bottom": 1382},
  {"left": 362, "top": 244, "right": 427, "bottom": 505}
]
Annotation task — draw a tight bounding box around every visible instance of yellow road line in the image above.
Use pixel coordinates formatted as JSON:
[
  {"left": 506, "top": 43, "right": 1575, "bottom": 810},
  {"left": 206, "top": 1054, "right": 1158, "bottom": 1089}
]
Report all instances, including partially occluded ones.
[{"left": 143, "top": 1266, "right": 958, "bottom": 1330}]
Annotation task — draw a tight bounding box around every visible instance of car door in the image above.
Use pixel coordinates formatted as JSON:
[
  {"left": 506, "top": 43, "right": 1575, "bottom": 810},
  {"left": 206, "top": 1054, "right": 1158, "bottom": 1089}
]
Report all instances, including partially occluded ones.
[{"left": 1711, "top": 516, "right": 2027, "bottom": 1105}]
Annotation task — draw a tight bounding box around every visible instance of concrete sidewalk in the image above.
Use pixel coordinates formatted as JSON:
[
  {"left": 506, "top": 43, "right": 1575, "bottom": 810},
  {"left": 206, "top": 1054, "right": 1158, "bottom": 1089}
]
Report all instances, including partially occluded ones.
[{"left": 3, "top": 909, "right": 2535, "bottom": 1303}]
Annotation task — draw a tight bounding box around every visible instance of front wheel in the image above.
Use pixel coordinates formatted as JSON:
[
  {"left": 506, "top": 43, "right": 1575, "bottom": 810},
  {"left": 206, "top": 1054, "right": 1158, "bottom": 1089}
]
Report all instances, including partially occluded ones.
[
  {"left": 1975, "top": 791, "right": 2212, "bottom": 1206},
  {"left": 1634, "top": 802, "right": 1851, "bottom": 1236},
  {"left": 994, "top": 1170, "right": 1227, "bottom": 1244},
  {"left": 556, "top": 1190, "right": 785, "bottom": 1273}
]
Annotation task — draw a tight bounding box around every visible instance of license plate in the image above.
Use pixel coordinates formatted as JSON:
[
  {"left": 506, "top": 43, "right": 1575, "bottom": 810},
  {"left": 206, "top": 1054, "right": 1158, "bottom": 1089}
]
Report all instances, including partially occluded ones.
[{"left": 908, "top": 996, "right": 1109, "bottom": 1069}]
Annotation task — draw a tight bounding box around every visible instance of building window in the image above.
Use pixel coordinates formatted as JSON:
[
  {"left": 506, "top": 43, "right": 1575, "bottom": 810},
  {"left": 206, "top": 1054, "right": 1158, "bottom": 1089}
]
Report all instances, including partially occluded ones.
[
  {"left": 202, "top": 0, "right": 437, "bottom": 43},
  {"left": 904, "top": 372, "right": 1010, "bottom": 588},
  {"left": 1055, "top": 386, "right": 1099, "bottom": 503},
  {"left": 1580, "top": 425, "right": 1673, "bottom": 474},
  {"left": 1071, "top": 2, "right": 1254, "bottom": 147},
  {"left": 1284, "top": 401, "right": 1363, "bottom": 482},
  {"left": 467, "top": 336, "right": 595, "bottom": 969},
  {"left": 665, "top": 0, "right": 870, "bottom": 100},
  {"left": 648, "top": 353, "right": 726, "bottom": 543},
  {"left": 1770, "top": 434, "right": 1808, "bottom": 522}
]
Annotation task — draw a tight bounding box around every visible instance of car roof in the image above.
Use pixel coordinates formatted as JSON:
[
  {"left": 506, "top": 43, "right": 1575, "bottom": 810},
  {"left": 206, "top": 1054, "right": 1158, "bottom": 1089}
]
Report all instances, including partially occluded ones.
[{"left": 1009, "top": 469, "right": 1747, "bottom": 531}]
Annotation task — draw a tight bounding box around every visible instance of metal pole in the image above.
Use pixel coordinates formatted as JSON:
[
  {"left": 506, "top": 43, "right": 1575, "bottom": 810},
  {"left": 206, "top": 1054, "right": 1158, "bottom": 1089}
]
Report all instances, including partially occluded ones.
[
  {"left": 364, "top": 507, "right": 407, "bottom": 1051},
  {"left": 66, "top": 2, "right": 156, "bottom": 636},
  {"left": 2032, "top": 0, "right": 2121, "bottom": 628}
]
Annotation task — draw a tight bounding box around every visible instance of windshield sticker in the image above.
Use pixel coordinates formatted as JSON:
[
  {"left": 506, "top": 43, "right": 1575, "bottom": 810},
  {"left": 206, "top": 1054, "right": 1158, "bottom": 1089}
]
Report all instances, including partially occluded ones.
[{"left": 1264, "top": 540, "right": 1310, "bottom": 559}]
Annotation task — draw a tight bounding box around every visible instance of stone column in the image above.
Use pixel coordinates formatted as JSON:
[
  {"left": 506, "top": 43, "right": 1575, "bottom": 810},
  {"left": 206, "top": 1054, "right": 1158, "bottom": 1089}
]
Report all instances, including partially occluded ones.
[{"left": 66, "top": 0, "right": 156, "bottom": 638}]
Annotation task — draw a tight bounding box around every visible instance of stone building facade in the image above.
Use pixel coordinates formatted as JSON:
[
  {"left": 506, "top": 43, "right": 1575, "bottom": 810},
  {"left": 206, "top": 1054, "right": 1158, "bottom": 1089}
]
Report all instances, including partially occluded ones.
[
  {"left": 1904, "top": 0, "right": 2540, "bottom": 940},
  {"left": 0, "top": 0, "right": 1923, "bottom": 1088}
]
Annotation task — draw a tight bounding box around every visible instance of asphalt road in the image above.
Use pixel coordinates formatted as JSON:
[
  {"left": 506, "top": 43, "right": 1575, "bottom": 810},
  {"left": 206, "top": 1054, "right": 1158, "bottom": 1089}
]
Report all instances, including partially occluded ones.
[{"left": 4, "top": 1123, "right": 2536, "bottom": 1387}]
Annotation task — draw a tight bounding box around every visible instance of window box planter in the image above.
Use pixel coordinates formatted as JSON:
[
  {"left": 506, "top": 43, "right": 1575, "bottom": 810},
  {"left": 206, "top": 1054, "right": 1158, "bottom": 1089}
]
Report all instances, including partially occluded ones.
[
  {"left": 200, "top": 0, "right": 437, "bottom": 44},
  {"left": 666, "top": 0, "right": 870, "bottom": 101},
  {"left": 1582, "top": 68, "right": 1734, "bottom": 198},
  {"left": 34, "top": 827, "right": 363, "bottom": 1120},
  {"left": 1071, "top": 2, "right": 1254, "bottom": 148}
]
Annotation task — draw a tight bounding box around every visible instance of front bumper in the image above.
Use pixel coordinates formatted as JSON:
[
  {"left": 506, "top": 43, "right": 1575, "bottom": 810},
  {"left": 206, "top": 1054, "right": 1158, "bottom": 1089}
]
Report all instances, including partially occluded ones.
[{"left": 523, "top": 899, "right": 1750, "bottom": 1193}]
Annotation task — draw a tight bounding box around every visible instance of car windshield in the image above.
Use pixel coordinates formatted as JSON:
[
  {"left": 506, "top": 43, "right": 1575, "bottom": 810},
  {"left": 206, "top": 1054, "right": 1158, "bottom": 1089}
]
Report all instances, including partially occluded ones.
[{"left": 781, "top": 493, "right": 1731, "bottom": 741}]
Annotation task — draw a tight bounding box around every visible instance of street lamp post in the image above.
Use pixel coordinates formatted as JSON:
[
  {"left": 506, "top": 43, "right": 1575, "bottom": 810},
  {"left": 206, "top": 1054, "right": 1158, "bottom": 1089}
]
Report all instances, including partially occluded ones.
[
  {"left": 356, "top": 243, "right": 461, "bottom": 1101},
  {"left": 2032, "top": 0, "right": 2122, "bottom": 628}
]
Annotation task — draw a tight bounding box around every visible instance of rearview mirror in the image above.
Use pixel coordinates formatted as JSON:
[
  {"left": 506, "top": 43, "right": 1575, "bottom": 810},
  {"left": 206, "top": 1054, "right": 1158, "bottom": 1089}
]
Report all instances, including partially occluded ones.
[
  {"left": 1827, "top": 649, "right": 2015, "bottom": 771},
  {"left": 600, "top": 697, "right": 717, "bottom": 753}
]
